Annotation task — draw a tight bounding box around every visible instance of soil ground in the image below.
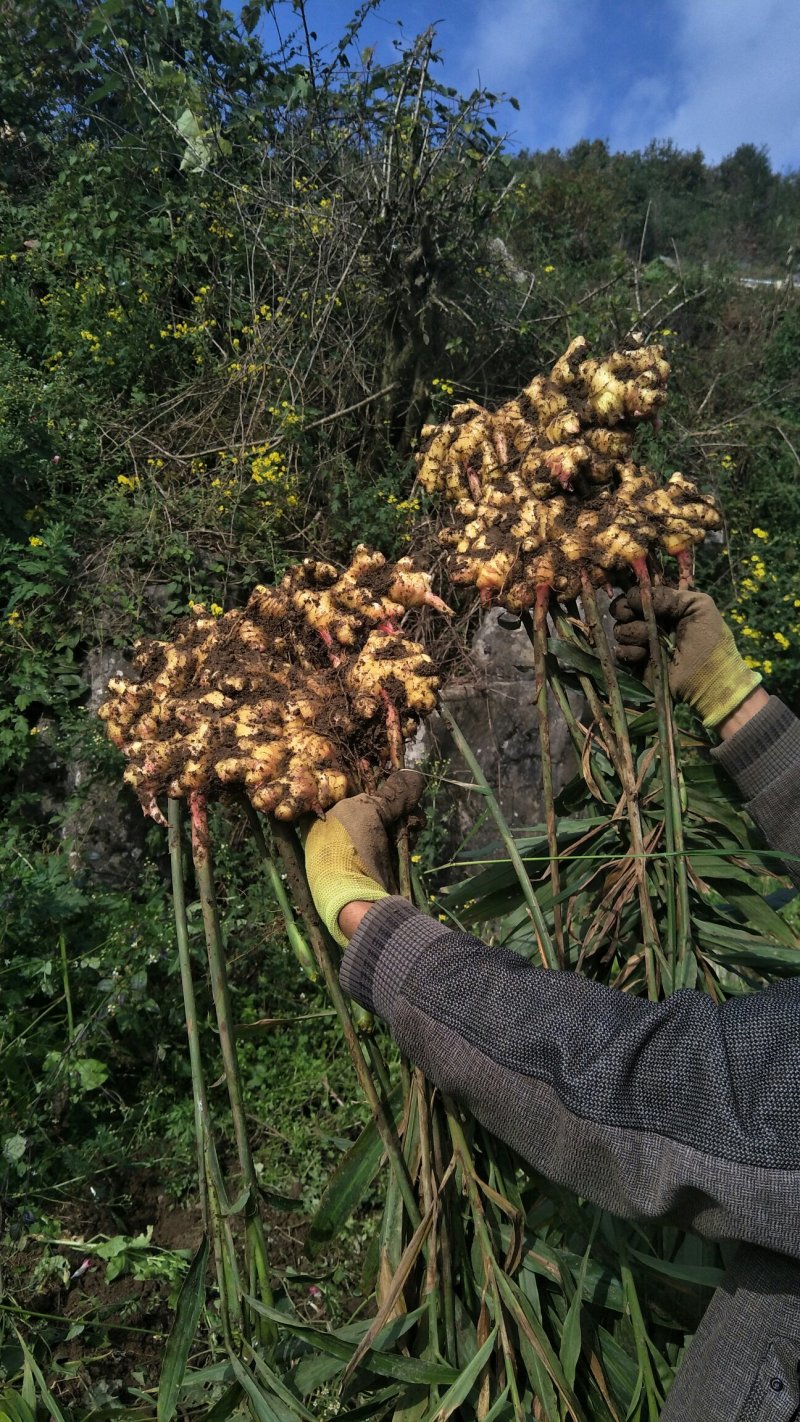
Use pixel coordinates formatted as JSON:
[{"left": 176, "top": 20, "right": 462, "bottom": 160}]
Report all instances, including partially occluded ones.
[{"left": 0, "top": 1170, "right": 313, "bottom": 1408}]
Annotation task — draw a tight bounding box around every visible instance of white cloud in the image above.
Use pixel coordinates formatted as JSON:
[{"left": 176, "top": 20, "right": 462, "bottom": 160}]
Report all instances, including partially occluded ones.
[
  {"left": 448, "top": 0, "right": 608, "bottom": 152},
  {"left": 609, "top": 0, "right": 800, "bottom": 168},
  {"left": 360, "top": 0, "right": 799, "bottom": 170},
  {"left": 454, "top": 0, "right": 567, "bottom": 92},
  {"left": 548, "top": 87, "right": 600, "bottom": 153}
]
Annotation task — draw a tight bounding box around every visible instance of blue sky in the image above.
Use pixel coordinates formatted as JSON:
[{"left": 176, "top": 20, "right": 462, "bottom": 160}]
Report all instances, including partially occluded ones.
[{"left": 240, "top": 0, "right": 800, "bottom": 172}]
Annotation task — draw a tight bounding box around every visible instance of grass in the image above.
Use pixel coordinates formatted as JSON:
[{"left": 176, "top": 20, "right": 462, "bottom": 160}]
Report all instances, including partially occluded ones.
[{"left": 0, "top": 837, "right": 383, "bottom": 1408}]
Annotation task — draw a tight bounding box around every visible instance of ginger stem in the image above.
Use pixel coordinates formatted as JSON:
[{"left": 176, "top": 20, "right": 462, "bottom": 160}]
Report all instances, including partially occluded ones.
[{"left": 530, "top": 584, "right": 566, "bottom": 967}]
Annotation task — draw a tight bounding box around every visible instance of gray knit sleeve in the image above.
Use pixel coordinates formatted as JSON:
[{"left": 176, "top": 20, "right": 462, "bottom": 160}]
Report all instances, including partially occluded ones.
[
  {"left": 711, "top": 696, "right": 800, "bottom": 886},
  {"left": 341, "top": 899, "right": 800, "bottom": 1259}
]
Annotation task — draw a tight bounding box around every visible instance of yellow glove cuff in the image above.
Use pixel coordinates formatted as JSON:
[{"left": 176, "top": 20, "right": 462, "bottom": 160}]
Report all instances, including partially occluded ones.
[
  {"left": 305, "top": 817, "right": 388, "bottom": 948},
  {"left": 681, "top": 624, "right": 763, "bottom": 730}
]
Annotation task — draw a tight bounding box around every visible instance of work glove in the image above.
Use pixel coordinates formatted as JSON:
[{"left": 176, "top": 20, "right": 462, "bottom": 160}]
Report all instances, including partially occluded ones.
[
  {"left": 304, "top": 770, "right": 426, "bottom": 947},
  {"left": 611, "top": 586, "right": 762, "bottom": 729}
]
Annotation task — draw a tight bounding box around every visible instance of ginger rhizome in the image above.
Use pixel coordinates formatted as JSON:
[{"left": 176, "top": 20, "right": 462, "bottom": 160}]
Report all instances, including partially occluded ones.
[
  {"left": 98, "top": 548, "right": 447, "bottom": 823},
  {"left": 417, "top": 337, "right": 721, "bottom": 606}
]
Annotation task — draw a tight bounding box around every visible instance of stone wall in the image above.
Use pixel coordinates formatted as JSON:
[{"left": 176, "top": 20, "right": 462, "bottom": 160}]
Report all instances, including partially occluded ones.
[
  {"left": 62, "top": 646, "right": 149, "bottom": 887},
  {"left": 408, "top": 610, "right": 579, "bottom": 858}
]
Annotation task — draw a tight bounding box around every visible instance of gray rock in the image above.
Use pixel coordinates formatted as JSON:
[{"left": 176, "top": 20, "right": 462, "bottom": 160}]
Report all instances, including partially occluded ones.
[
  {"left": 409, "top": 610, "right": 580, "bottom": 860},
  {"left": 62, "top": 646, "right": 150, "bottom": 887},
  {"left": 85, "top": 645, "right": 133, "bottom": 713}
]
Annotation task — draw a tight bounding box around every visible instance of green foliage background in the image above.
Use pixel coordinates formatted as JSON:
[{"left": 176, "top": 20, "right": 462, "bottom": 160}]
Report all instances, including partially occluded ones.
[{"left": 0, "top": 0, "right": 798, "bottom": 1410}]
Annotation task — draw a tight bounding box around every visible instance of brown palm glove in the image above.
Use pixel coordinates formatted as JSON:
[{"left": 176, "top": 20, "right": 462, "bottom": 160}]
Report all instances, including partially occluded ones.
[
  {"left": 612, "top": 587, "right": 762, "bottom": 729},
  {"left": 304, "top": 771, "right": 426, "bottom": 946}
]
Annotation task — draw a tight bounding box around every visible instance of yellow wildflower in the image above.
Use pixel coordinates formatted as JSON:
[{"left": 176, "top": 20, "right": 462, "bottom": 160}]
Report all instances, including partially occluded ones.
[
  {"left": 251, "top": 450, "right": 286, "bottom": 485},
  {"left": 774, "top": 632, "right": 790, "bottom": 650},
  {"left": 743, "top": 656, "right": 761, "bottom": 669},
  {"left": 28, "top": 536, "right": 44, "bottom": 547},
  {"left": 543, "top": 264, "right": 555, "bottom": 273},
  {"left": 210, "top": 603, "right": 223, "bottom": 617},
  {"left": 762, "top": 659, "right": 774, "bottom": 676},
  {"left": 752, "top": 527, "right": 768, "bottom": 540},
  {"left": 741, "top": 626, "right": 761, "bottom": 640}
]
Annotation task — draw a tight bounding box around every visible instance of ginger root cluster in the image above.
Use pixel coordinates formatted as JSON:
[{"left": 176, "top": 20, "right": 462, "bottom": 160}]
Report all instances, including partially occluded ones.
[
  {"left": 98, "top": 548, "right": 446, "bottom": 823},
  {"left": 417, "top": 337, "right": 721, "bottom": 605}
]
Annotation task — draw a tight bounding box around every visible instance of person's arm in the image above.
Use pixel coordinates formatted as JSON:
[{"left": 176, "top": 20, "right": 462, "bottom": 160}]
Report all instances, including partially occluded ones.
[
  {"left": 338, "top": 897, "right": 800, "bottom": 1259},
  {"left": 716, "top": 686, "right": 769, "bottom": 741},
  {"left": 712, "top": 694, "right": 800, "bottom": 886},
  {"left": 613, "top": 587, "right": 800, "bottom": 886},
  {"left": 305, "top": 777, "right": 800, "bottom": 1262},
  {"left": 305, "top": 591, "right": 800, "bottom": 1260}
]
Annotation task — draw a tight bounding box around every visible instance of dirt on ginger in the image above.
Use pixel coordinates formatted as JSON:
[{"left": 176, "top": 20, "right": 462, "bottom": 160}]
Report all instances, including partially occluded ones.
[
  {"left": 418, "top": 337, "right": 721, "bottom": 606},
  {"left": 98, "top": 548, "right": 448, "bottom": 824}
]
